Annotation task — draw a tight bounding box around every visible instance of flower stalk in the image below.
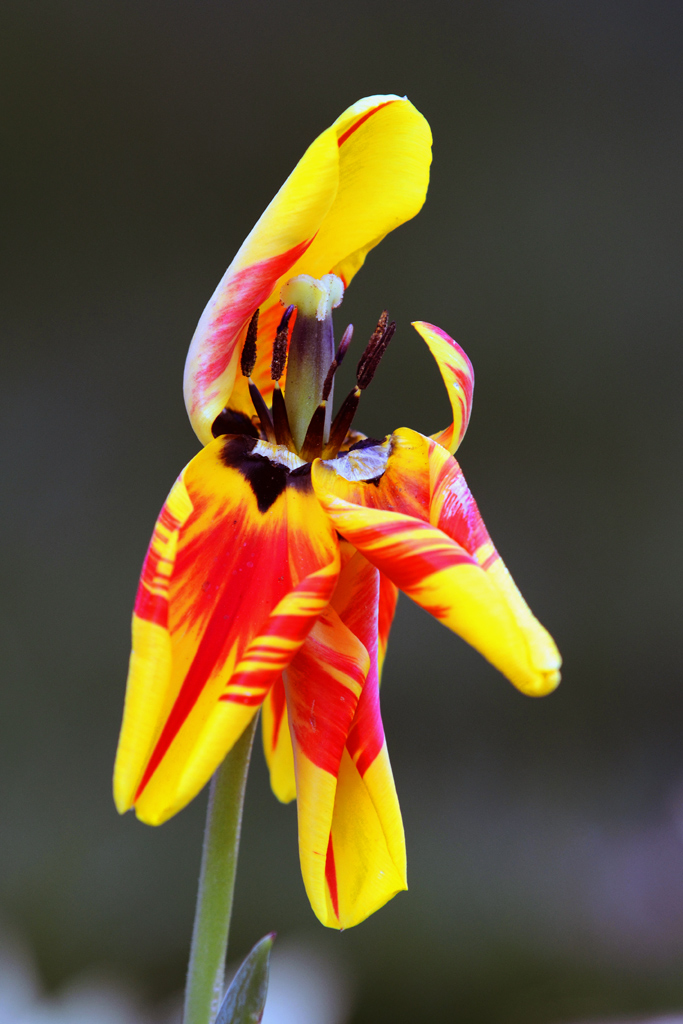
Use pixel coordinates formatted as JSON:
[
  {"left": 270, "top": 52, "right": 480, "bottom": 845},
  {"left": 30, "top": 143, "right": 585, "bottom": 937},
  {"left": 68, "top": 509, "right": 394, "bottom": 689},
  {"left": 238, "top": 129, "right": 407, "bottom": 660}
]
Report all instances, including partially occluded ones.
[{"left": 183, "top": 716, "right": 258, "bottom": 1024}]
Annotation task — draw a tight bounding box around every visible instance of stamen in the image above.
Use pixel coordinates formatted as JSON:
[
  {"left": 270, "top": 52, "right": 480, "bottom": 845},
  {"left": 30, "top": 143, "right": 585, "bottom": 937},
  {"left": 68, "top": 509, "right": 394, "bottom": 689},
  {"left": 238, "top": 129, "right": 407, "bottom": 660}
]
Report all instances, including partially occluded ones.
[
  {"left": 271, "top": 304, "right": 295, "bottom": 381},
  {"left": 300, "top": 400, "right": 327, "bottom": 461},
  {"left": 271, "top": 382, "right": 295, "bottom": 449},
  {"left": 322, "top": 387, "right": 361, "bottom": 458},
  {"left": 321, "top": 312, "right": 395, "bottom": 459},
  {"left": 248, "top": 381, "right": 276, "bottom": 443},
  {"left": 321, "top": 324, "right": 354, "bottom": 403},
  {"left": 241, "top": 308, "right": 259, "bottom": 378},
  {"left": 238, "top": 308, "right": 275, "bottom": 441},
  {"left": 356, "top": 312, "right": 396, "bottom": 390}
]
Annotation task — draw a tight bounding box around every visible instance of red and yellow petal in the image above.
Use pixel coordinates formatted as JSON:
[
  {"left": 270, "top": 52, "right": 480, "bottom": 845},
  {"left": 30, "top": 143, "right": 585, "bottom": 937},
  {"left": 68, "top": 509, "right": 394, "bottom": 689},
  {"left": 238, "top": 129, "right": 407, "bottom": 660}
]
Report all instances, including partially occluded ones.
[
  {"left": 284, "top": 606, "right": 368, "bottom": 925},
  {"left": 323, "top": 742, "right": 406, "bottom": 930},
  {"left": 261, "top": 677, "right": 296, "bottom": 804},
  {"left": 184, "top": 96, "right": 432, "bottom": 441},
  {"left": 411, "top": 321, "right": 474, "bottom": 454},
  {"left": 311, "top": 428, "right": 561, "bottom": 697},
  {"left": 284, "top": 545, "right": 406, "bottom": 929},
  {"left": 114, "top": 435, "right": 338, "bottom": 825},
  {"left": 378, "top": 572, "right": 399, "bottom": 681}
]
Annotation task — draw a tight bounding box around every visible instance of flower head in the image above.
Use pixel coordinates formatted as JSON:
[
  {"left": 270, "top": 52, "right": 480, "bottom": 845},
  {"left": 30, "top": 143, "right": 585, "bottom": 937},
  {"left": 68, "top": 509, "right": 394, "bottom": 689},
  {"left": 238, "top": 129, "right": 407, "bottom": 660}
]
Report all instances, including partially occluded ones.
[{"left": 114, "top": 95, "right": 561, "bottom": 930}]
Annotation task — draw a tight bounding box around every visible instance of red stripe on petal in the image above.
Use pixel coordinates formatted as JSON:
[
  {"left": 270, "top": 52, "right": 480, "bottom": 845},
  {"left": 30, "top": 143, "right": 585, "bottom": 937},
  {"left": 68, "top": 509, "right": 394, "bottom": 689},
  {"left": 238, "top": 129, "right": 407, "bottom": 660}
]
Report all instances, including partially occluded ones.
[
  {"left": 346, "top": 675, "right": 384, "bottom": 777},
  {"left": 134, "top": 502, "right": 187, "bottom": 627},
  {"left": 345, "top": 519, "right": 475, "bottom": 593},
  {"left": 269, "top": 676, "right": 287, "bottom": 748},
  {"left": 337, "top": 101, "right": 396, "bottom": 147},
  {"left": 432, "top": 456, "right": 492, "bottom": 554},
  {"left": 287, "top": 652, "right": 364, "bottom": 774},
  {"left": 190, "top": 237, "right": 313, "bottom": 407},
  {"left": 331, "top": 551, "right": 386, "bottom": 778},
  {"left": 325, "top": 835, "right": 340, "bottom": 921}
]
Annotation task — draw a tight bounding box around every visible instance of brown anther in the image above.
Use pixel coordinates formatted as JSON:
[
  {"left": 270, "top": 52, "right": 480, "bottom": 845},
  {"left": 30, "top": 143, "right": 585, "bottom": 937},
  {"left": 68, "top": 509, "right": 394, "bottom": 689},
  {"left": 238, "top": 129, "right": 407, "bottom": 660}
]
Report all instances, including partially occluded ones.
[
  {"left": 248, "top": 380, "right": 276, "bottom": 443},
  {"left": 301, "top": 401, "right": 327, "bottom": 461},
  {"left": 241, "top": 308, "right": 259, "bottom": 378},
  {"left": 321, "top": 323, "right": 354, "bottom": 403},
  {"left": 356, "top": 311, "right": 396, "bottom": 390},
  {"left": 271, "top": 382, "right": 295, "bottom": 449},
  {"left": 271, "top": 305, "right": 295, "bottom": 381},
  {"left": 323, "top": 386, "right": 361, "bottom": 458}
]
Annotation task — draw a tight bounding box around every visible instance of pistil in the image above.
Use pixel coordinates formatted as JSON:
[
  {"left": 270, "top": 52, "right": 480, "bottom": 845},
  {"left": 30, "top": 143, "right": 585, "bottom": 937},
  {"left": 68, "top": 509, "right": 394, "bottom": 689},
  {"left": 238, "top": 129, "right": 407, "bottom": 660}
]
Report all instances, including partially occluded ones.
[{"left": 280, "top": 274, "right": 344, "bottom": 451}]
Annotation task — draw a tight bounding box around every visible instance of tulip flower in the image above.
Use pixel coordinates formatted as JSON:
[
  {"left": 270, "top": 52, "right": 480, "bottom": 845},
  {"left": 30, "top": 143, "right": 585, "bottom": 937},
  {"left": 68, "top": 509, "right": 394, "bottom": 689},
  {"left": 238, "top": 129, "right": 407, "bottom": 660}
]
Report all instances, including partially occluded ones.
[{"left": 114, "top": 94, "right": 561, "bottom": 932}]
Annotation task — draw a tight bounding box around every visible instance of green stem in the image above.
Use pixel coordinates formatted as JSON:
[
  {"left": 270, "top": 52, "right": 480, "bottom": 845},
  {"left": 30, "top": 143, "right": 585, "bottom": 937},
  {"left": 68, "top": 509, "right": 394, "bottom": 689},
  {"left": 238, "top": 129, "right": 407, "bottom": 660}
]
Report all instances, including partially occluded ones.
[{"left": 183, "top": 716, "right": 258, "bottom": 1024}]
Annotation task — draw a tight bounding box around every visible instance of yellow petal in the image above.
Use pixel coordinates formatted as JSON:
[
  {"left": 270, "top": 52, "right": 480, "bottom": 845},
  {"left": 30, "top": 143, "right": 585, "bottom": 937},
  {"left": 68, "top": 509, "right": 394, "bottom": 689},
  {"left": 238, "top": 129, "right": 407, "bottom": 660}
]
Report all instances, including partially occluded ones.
[
  {"left": 261, "top": 678, "right": 296, "bottom": 804},
  {"left": 184, "top": 96, "right": 432, "bottom": 441}
]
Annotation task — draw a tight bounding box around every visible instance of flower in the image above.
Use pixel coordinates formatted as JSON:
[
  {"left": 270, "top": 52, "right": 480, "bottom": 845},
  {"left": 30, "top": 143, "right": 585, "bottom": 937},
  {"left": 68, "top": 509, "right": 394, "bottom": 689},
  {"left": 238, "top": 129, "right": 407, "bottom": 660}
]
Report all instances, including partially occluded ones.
[{"left": 113, "top": 95, "right": 561, "bottom": 930}]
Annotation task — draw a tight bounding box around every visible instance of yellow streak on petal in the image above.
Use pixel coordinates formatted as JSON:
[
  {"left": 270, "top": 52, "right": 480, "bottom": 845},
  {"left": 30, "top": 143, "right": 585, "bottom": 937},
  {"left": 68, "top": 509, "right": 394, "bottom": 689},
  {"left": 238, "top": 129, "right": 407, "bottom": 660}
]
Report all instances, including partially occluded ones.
[
  {"left": 293, "top": 751, "right": 338, "bottom": 927},
  {"left": 328, "top": 746, "right": 407, "bottom": 930},
  {"left": 113, "top": 475, "right": 193, "bottom": 813},
  {"left": 262, "top": 688, "right": 296, "bottom": 804}
]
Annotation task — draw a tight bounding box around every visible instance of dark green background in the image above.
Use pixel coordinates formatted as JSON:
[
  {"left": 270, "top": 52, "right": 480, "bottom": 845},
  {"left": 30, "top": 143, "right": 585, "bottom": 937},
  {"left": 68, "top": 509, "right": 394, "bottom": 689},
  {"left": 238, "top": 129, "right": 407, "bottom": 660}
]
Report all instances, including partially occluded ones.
[{"left": 2, "top": 2, "right": 682, "bottom": 1020}]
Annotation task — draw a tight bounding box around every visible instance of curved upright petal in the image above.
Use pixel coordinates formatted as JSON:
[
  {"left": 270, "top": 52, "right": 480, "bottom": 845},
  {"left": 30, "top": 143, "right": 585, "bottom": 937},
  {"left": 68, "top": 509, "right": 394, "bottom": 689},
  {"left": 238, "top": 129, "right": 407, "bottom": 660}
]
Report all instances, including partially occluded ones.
[
  {"left": 184, "top": 96, "right": 432, "bottom": 443},
  {"left": 114, "top": 435, "right": 338, "bottom": 825},
  {"left": 312, "top": 429, "right": 561, "bottom": 697},
  {"left": 412, "top": 321, "right": 474, "bottom": 454}
]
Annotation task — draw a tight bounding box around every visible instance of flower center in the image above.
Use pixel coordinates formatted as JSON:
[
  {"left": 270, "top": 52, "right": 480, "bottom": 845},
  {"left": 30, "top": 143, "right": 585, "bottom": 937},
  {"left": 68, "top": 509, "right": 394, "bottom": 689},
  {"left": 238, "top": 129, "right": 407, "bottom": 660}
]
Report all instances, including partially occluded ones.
[{"left": 219, "top": 273, "right": 396, "bottom": 463}]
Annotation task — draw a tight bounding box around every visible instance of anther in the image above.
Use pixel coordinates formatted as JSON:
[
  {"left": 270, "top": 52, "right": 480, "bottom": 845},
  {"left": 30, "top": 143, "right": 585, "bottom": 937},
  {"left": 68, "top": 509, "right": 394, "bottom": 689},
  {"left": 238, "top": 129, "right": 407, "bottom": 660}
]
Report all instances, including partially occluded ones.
[
  {"left": 271, "top": 305, "right": 295, "bottom": 382},
  {"left": 323, "top": 387, "right": 361, "bottom": 458},
  {"left": 321, "top": 324, "right": 354, "bottom": 403},
  {"left": 356, "top": 312, "right": 396, "bottom": 390},
  {"left": 300, "top": 400, "right": 327, "bottom": 461},
  {"left": 272, "top": 382, "right": 295, "bottom": 450},
  {"left": 241, "top": 308, "right": 259, "bottom": 378},
  {"left": 239, "top": 307, "right": 275, "bottom": 442}
]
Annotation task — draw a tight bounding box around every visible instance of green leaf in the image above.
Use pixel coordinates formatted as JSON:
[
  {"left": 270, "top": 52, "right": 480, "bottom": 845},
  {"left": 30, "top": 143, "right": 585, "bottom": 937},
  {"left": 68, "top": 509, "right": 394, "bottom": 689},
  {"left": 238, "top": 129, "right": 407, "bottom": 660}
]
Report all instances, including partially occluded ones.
[{"left": 214, "top": 933, "right": 275, "bottom": 1024}]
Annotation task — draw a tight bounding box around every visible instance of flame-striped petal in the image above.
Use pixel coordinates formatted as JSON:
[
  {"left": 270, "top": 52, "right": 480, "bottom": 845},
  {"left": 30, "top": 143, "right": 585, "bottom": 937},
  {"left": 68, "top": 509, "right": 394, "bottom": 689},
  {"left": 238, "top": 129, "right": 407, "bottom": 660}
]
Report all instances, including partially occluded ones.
[
  {"left": 412, "top": 320, "right": 474, "bottom": 454},
  {"left": 184, "top": 96, "right": 432, "bottom": 443},
  {"left": 261, "top": 677, "right": 296, "bottom": 804},
  {"left": 283, "top": 605, "right": 369, "bottom": 925},
  {"left": 312, "top": 428, "right": 561, "bottom": 697},
  {"left": 378, "top": 572, "right": 399, "bottom": 681},
  {"left": 329, "top": 547, "right": 406, "bottom": 928},
  {"left": 114, "top": 435, "right": 339, "bottom": 825},
  {"left": 285, "top": 595, "right": 406, "bottom": 929}
]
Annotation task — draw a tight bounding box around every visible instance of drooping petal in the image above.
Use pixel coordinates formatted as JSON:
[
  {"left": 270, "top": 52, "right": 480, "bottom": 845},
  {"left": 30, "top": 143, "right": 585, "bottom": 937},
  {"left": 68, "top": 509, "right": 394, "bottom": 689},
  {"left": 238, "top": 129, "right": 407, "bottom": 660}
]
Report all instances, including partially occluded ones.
[
  {"left": 331, "top": 551, "right": 406, "bottom": 925},
  {"left": 261, "top": 677, "right": 296, "bottom": 804},
  {"left": 312, "top": 428, "right": 561, "bottom": 697},
  {"left": 114, "top": 435, "right": 338, "bottom": 825},
  {"left": 284, "top": 606, "right": 370, "bottom": 926},
  {"left": 411, "top": 321, "right": 474, "bottom": 454},
  {"left": 284, "top": 546, "right": 406, "bottom": 929},
  {"left": 184, "top": 96, "right": 432, "bottom": 442},
  {"left": 323, "top": 743, "right": 407, "bottom": 930}
]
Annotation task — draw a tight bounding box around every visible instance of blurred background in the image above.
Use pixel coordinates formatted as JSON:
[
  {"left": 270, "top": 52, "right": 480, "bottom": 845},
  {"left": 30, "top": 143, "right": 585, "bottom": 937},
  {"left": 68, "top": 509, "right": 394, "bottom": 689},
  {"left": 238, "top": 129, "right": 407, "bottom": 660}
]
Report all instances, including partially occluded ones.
[{"left": 1, "top": 1, "right": 682, "bottom": 1021}]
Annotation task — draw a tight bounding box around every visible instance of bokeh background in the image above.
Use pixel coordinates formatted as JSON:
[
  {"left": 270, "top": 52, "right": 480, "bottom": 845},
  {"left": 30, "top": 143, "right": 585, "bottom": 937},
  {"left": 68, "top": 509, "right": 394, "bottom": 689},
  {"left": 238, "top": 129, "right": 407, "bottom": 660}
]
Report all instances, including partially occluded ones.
[{"left": 2, "top": 2, "right": 682, "bottom": 1021}]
